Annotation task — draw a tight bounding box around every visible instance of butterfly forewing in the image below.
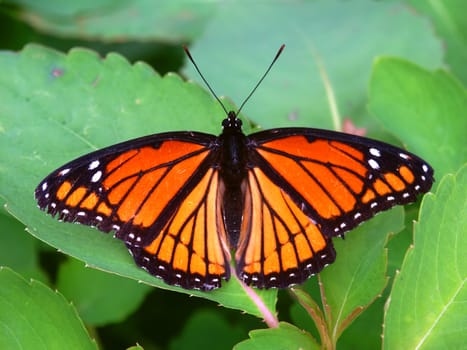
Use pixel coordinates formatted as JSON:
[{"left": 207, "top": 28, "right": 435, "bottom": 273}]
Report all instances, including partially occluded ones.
[{"left": 35, "top": 132, "right": 217, "bottom": 248}]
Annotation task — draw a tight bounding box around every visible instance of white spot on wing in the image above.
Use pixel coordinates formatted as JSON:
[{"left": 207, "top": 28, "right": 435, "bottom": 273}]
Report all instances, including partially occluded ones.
[
  {"left": 42, "top": 182, "right": 48, "bottom": 191},
  {"left": 91, "top": 170, "right": 102, "bottom": 183},
  {"left": 422, "top": 164, "right": 429, "bottom": 173},
  {"left": 59, "top": 168, "right": 70, "bottom": 176},
  {"left": 369, "top": 148, "right": 381, "bottom": 157},
  {"left": 399, "top": 153, "right": 409, "bottom": 159},
  {"left": 89, "top": 160, "right": 100, "bottom": 170},
  {"left": 368, "top": 159, "right": 380, "bottom": 170}
]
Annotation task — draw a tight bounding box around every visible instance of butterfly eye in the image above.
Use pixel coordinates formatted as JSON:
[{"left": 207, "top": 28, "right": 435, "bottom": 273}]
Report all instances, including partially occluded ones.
[{"left": 222, "top": 113, "right": 242, "bottom": 130}]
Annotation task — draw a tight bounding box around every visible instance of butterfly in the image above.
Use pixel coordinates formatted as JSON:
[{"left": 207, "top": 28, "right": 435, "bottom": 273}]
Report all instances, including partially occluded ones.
[{"left": 35, "top": 46, "right": 434, "bottom": 291}]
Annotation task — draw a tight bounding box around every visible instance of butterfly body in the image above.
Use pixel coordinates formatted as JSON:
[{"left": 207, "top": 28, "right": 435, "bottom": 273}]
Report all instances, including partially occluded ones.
[
  {"left": 36, "top": 111, "right": 433, "bottom": 291},
  {"left": 217, "top": 112, "right": 250, "bottom": 248}
]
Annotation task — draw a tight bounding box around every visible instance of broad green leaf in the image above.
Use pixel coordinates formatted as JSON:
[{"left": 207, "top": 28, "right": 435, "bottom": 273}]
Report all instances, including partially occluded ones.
[
  {"left": 408, "top": 0, "right": 467, "bottom": 85},
  {"left": 369, "top": 57, "right": 467, "bottom": 179},
  {"left": 290, "top": 282, "right": 388, "bottom": 350},
  {"left": 0, "top": 44, "right": 276, "bottom": 318},
  {"left": 337, "top": 296, "right": 386, "bottom": 350},
  {"left": 319, "top": 207, "right": 403, "bottom": 342},
  {"left": 169, "top": 309, "right": 246, "bottom": 350},
  {"left": 0, "top": 213, "right": 47, "bottom": 282},
  {"left": 234, "top": 322, "right": 318, "bottom": 350},
  {"left": 184, "top": 0, "right": 443, "bottom": 130},
  {"left": 290, "top": 287, "right": 331, "bottom": 348},
  {"left": 0, "top": 267, "right": 97, "bottom": 350},
  {"left": 12, "top": 0, "right": 215, "bottom": 42},
  {"left": 56, "top": 258, "right": 151, "bottom": 326},
  {"left": 384, "top": 165, "right": 467, "bottom": 349}
]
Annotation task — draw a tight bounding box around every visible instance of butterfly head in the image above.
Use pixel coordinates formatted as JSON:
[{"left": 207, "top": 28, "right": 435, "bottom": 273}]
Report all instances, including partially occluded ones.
[{"left": 222, "top": 111, "right": 243, "bottom": 132}]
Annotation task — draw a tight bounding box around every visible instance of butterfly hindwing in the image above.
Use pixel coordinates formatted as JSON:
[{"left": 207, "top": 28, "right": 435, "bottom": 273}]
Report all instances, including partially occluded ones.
[
  {"left": 248, "top": 128, "right": 433, "bottom": 238},
  {"left": 129, "top": 168, "right": 231, "bottom": 291},
  {"left": 235, "top": 166, "right": 336, "bottom": 288},
  {"left": 35, "top": 132, "right": 217, "bottom": 248}
]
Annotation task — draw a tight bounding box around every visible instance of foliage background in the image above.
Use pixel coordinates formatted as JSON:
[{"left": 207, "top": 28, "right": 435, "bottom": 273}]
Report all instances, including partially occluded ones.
[{"left": 0, "top": 1, "right": 465, "bottom": 349}]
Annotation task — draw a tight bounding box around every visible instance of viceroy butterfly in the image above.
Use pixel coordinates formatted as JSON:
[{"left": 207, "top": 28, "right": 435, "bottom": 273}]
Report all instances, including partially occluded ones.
[{"left": 35, "top": 46, "right": 433, "bottom": 291}]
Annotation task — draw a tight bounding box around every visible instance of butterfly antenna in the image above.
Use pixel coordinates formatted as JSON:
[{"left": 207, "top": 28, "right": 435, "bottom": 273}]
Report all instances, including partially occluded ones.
[
  {"left": 185, "top": 45, "right": 285, "bottom": 117},
  {"left": 183, "top": 46, "right": 229, "bottom": 116},
  {"left": 237, "top": 44, "right": 285, "bottom": 115}
]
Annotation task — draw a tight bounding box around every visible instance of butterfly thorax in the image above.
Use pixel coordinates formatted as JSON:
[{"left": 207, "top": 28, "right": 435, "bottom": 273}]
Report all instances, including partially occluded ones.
[
  {"left": 219, "top": 112, "right": 248, "bottom": 184},
  {"left": 218, "top": 112, "right": 249, "bottom": 246}
]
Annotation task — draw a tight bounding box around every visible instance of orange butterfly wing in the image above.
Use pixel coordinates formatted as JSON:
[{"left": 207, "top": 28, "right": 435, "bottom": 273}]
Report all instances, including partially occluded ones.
[
  {"left": 236, "top": 166, "right": 336, "bottom": 288},
  {"left": 235, "top": 128, "right": 433, "bottom": 288},
  {"left": 129, "top": 168, "right": 231, "bottom": 290},
  {"left": 36, "top": 132, "right": 232, "bottom": 290}
]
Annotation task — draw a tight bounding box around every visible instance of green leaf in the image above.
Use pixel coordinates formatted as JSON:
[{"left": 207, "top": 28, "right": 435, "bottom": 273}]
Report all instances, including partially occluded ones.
[
  {"left": 0, "top": 44, "right": 275, "bottom": 318},
  {"left": 408, "top": 0, "right": 467, "bottom": 85},
  {"left": 13, "top": 0, "right": 215, "bottom": 42},
  {"left": 319, "top": 207, "right": 403, "bottom": 342},
  {"left": 234, "top": 322, "right": 318, "bottom": 350},
  {"left": 0, "top": 267, "right": 97, "bottom": 350},
  {"left": 0, "top": 213, "right": 47, "bottom": 282},
  {"left": 289, "top": 208, "right": 404, "bottom": 349},
  {"left": 56, "top": 258, "right": 151, "bottom": 326},
  {"left": 384, "top": 165, "right": 467, "bottom": 349},
  {"left": 337, "top": 297, "right": 386, "bottom": 350},
  {"left": 184, "top": 1, "right": 443, "bottom": 130},
  {"left": 369, "top": 57, "right": 467, "bottom": 179},
  {"left": 169, "top": 309, "right": 246, "bottom": 350},
  {"left": 290, "top": 287, "right": 333, "bottom": 348}
]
